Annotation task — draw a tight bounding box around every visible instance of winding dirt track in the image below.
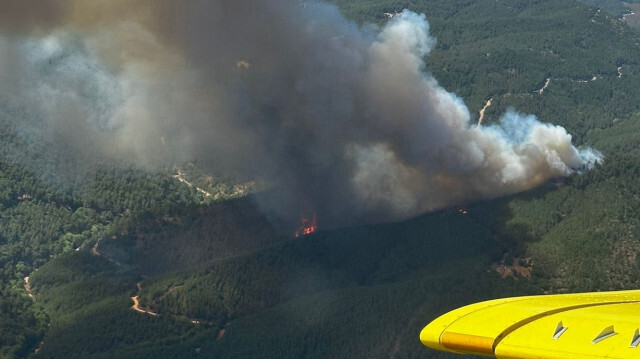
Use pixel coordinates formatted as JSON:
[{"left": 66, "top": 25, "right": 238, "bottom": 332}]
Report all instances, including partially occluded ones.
[
  {"left": 89, "top": 196, "right": 233, "bottom": 335},
  {"left": 130, "top": 281, "right": 158, "bottom": 316},
  {"left": 477, "top": 65, "right": 625, "bottom": 125},
  {"left": 131, "top": 295, "right": 159, "bottom": 316},
  {"left": 24, "top": 276, "right": 34, "bottom": 299},
  {"left": 537, "top": 77, "right": 551, "bottom": 94},
  {"left": 477, "top": 98, "right": 492, "bottom": 125},
  {"left": 174, "top": 170, "right": 212, "bottom": 197},
  {"left": 129, "top": 281, "right": 231, "bottom": 340}
]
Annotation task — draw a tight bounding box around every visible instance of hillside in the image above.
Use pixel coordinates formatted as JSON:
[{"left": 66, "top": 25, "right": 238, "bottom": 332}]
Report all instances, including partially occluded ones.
[
  {"left": 576, "top": 0, "right": 640, "bottom": 19},
  {"left": 2, "top": 0, "right": 640, "bottom": 358}
]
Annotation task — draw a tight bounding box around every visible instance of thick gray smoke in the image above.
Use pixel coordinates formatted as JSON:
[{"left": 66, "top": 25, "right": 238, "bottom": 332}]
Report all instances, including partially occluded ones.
[{"left": 0, "top": 1, "right": 601, "bottom": 228}]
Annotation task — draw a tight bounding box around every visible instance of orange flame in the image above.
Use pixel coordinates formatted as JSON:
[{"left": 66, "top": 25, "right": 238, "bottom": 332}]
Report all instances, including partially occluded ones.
[{"left": 295, "top": 214, "right": 317, "bottom": 237}]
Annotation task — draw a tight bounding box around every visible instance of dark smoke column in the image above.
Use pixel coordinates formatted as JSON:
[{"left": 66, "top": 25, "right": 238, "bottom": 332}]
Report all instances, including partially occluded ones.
[{"left": 0, "top": 1, "right": 601, "bottom": 230}]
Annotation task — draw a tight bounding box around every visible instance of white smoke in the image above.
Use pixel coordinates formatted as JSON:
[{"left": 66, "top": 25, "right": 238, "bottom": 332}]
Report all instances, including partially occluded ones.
[{"left": 346, "top": 10, "right": 601, "bottom": 218}]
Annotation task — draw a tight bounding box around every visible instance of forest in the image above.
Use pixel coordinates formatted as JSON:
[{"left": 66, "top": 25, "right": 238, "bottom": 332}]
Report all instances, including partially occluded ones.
[
  {"left": 576, "top": 0, "right": 640, "bottom": 18},
  {"left": 2, "top": 0, "right": 640, "bottom": 358}
]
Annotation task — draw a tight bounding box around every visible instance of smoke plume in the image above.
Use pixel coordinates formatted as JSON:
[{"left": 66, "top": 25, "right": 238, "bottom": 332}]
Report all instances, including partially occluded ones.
[{"left": 0, "top": 1, "right": 601, "bottom": 228}]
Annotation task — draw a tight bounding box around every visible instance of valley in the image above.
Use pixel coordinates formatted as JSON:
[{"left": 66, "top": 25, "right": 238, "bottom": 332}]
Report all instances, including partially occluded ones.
[{"left": 2, "top": 0, "right": 640, "bottom": 358}]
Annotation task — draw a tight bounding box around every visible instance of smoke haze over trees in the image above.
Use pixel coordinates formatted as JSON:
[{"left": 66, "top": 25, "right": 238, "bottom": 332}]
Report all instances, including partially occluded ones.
[
  {"left": 3, "top": 0, "right": 640, "bottom": 357},
  {"left": 0, "top": 0, "right": 600, "bottom": 227}
]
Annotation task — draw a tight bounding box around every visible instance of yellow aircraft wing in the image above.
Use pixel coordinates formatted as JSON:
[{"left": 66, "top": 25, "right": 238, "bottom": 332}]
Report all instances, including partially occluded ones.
[{"left": 420, "top": 290, "right": 640, "bottom": 358}]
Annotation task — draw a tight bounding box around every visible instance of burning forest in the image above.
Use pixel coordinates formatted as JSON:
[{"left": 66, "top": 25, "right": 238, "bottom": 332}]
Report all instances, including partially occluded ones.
[
  {"left": 295, "top": 214, "right": 318, "bottom": 237},
  {"left": 0, "top": 0, "right": 601, "bottom": 229}
]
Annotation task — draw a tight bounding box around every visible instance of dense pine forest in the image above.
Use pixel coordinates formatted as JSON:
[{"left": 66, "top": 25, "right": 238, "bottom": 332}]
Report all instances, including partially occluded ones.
[{"left": 2, "top": 0, "right": 640, "bottom": 358}]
